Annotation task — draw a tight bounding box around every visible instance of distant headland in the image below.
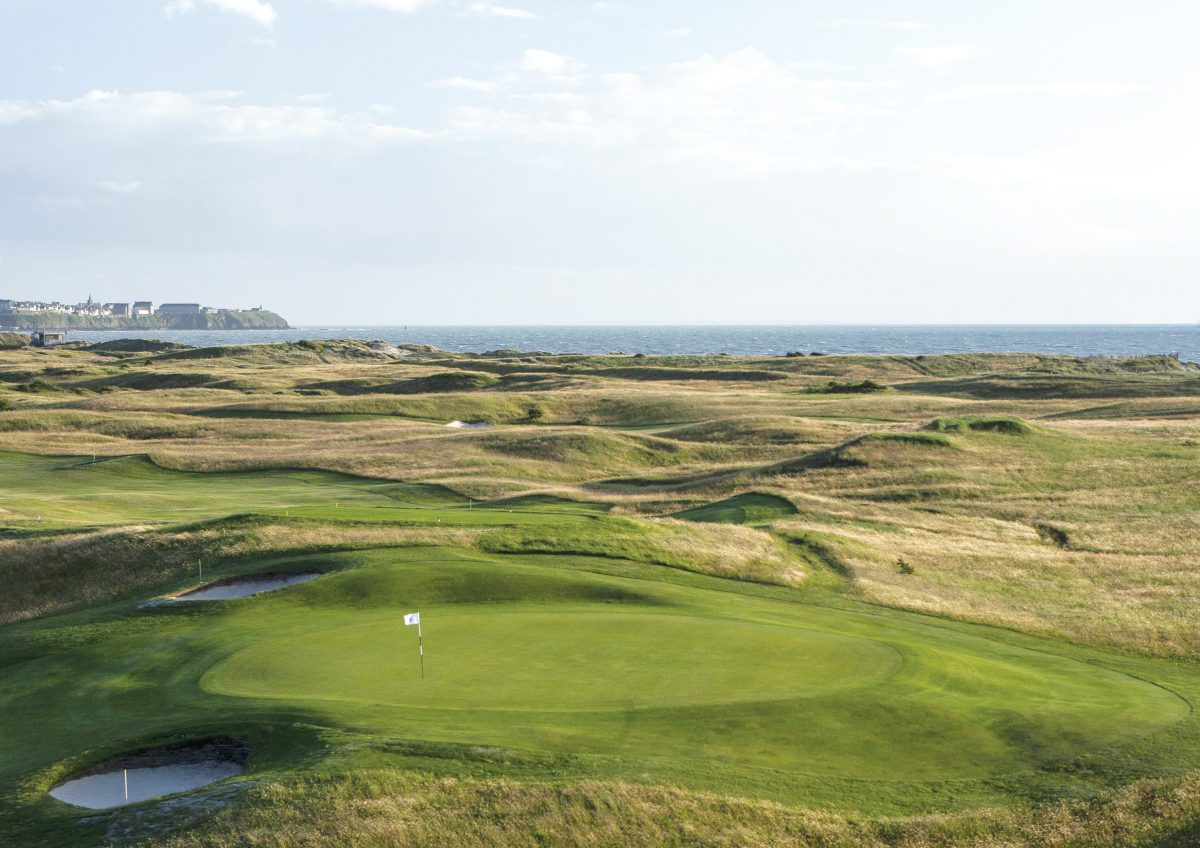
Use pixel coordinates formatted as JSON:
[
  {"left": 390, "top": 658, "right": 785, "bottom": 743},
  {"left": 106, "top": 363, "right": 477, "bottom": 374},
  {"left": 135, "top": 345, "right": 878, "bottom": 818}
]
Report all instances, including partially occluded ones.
[{"left": 0, "top": 296, "right": 289, "bottom": 330}]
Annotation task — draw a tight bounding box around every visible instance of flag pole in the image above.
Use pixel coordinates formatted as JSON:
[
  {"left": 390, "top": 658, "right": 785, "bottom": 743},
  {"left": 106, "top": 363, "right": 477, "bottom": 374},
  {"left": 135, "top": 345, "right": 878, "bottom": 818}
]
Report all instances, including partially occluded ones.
[{"left": 418, "top": 620, "right": 424, "bottom": 679}]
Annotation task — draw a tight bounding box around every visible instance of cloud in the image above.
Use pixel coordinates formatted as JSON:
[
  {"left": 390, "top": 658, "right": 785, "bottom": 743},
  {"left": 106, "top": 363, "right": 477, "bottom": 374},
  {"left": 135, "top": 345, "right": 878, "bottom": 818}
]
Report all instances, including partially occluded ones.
[
  {"left": 444, "top": 48, "right": 901, "bottom": 175},
  {"left": 819, "top": 18, "right": 925, "bottom": 30},
  {"left": 895, "top": 45, "right": 976, "bottom": 66},
  {"left": 519, "top": 49, "right": 585, "bottom": 75},
  {"left": 165, "top": 0, "right": 278, "bottom": 29},
  {"left": 469, "top": 3, "right": 538, "bottom": 19},
  {"left": 94, "top": 179, "right": 143, "bottom": 194},
  {"left": 0, "top": 90, "right": 431, "bottom": 144},
  {"left": 929, "top": 82, "right": 1152, "bottom": 102},
  {"left": 664, "top": 27, "right": 693, "bottom": 39},
  {"left": 323, "top": 0, "right": 428, "bottom": 11},
  {"left": 431, "top": 76, "right": 504, "bottom": 91}
]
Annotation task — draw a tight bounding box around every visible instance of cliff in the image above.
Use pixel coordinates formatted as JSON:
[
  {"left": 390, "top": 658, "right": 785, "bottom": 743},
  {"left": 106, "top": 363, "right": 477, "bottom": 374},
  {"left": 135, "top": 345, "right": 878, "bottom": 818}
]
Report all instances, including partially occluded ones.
[{"left": 0, "top": 310, "right": 290, "bottom": 331}]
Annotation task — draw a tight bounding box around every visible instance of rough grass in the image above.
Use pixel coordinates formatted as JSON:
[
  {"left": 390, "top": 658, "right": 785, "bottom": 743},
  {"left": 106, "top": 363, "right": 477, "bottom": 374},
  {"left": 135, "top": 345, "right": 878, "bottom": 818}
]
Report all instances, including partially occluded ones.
[
  {"left": 137, "top": 769, "right": 1200, "bottom": 848},
  {"left": 481, "top": 516, "right": 803, "bottom": 585},
  {"left": 0, "top": 519, "right": 484, "bottom": 624}
]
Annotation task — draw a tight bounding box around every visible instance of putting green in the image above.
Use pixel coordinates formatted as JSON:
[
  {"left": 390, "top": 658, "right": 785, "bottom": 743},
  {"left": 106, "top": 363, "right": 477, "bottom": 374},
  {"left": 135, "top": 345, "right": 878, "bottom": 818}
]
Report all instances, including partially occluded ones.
[
  {"left": 185, "top": 558, "right": 1189, "bottom": 786},
  {"left": 205, "top": 611, "right": 903, "bottom": 710},
  {"left": 0, "top": 547, "right": 1194, "bottom": 820}
]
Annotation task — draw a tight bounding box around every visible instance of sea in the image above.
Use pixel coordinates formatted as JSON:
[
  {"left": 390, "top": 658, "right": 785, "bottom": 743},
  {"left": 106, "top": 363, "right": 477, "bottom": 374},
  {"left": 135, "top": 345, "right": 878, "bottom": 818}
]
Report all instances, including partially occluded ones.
[{"left": 23, "top": 325, "right": 1200, "bottom": 363}]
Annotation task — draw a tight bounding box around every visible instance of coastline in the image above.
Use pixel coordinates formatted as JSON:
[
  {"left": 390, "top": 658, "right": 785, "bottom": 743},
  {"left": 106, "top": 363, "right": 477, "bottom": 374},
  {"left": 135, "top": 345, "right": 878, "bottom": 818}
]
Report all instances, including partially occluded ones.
[{"left": 0, "top": 309, "right": 290, "bottom": 331}]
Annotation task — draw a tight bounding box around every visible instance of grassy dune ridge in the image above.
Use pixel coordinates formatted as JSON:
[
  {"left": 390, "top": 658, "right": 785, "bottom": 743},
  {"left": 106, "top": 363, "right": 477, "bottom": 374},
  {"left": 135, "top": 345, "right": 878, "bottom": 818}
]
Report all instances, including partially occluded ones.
[{"left": 3, "top": 342, "right": 1200, "bottom": 846}]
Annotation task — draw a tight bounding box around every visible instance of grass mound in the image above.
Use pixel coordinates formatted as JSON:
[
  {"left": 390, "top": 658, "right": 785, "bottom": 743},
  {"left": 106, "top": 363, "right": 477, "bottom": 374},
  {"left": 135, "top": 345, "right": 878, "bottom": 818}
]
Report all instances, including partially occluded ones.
[
  {"left": 80, "top": 372, "right": 220, "bottom": 391},
  {"left": 151, "top": 339, "right": 411, "bottom": 364},
  {"left": 897, "top": 374, "right": 1200, "bottom": 399},
  {"left": 0, "top": 333, "right": 29, "bottom": 350},
  {"left": 673, "top": 492, "right": 798, "bottom": 525},
  {"left": 771, "top": 431, "right": 956, "bottom": 475},
  {"left": 303, "top": 372, "right": 500, "bottom": 395},
  {"left": 807, "top": 379, "right": 888, "bottom": 394},
  {"left": 479, "top": 431, "right": 684, "bottom": 470},
  {"left": 927, "top": 416, "right": 1037, "bottom": 436},
  {"left": 660, "top": 417, "right": 829, "bottom": 446},
  {"left": 87, "top": 339, "right": 193, "bottom": 354},
  {"left": 584, "top": 367, "right": 788, "bottom": 382}
]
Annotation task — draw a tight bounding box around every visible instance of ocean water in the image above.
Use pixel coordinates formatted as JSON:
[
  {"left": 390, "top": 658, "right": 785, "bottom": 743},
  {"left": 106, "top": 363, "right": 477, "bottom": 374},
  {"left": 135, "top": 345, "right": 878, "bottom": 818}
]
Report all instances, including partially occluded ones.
[{"left": 33, "top": 325, "right": 1200, "bottom": 362}]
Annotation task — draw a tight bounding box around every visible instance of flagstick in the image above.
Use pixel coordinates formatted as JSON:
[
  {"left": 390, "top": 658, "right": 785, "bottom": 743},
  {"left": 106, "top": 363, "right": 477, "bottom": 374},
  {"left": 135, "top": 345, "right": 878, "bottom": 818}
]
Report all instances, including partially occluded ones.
[
  {"left": 124, "top": 768, "right": 128, "bottom": 801},
  {"left": 418, "top": 620, "right": 424, "bottom": 679}
]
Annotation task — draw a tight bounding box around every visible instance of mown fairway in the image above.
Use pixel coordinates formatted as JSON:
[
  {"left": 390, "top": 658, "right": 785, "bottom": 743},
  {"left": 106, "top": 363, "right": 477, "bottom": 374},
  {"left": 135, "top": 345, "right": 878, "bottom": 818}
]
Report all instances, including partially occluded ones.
[{"left": 4, "top": 342, "right": 1200, "bottom": 846}]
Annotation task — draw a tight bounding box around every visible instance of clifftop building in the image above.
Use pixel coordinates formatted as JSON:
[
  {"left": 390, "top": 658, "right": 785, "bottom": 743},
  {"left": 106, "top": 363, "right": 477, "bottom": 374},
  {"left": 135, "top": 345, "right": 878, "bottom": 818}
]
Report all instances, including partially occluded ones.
[{"left": 158, "top": 303, "right": 202, "bottom": 315}]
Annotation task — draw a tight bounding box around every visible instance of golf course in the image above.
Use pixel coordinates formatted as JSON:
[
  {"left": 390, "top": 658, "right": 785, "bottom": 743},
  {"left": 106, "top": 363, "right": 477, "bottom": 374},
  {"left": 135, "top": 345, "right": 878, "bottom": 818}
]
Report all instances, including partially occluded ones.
[{"left": 4, "top": 340, "right": 1200, "bottom": 846}]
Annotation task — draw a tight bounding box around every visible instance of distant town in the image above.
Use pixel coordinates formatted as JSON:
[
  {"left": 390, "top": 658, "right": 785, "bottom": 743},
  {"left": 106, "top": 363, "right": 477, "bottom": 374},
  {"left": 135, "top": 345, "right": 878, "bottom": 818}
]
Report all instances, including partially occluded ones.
[
  {"left": 1, "top": 296, "right": 265, "bottom": 318},
  {"left": 0, "top": 296, "right": 289, "bottom": 331}
]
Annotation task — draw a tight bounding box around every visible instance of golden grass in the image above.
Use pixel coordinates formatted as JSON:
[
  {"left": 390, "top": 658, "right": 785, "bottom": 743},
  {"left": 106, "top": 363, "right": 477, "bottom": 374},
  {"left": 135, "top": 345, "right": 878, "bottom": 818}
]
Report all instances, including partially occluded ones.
[
  {"left": 0, "top": 522, "right": 484, "bottom": 624},
  {"left": 5, "top": 345, "right": 1200, "bottom": 656},
  {"left": 136, "top": 768, "right": 1200, "bottom": 848}
]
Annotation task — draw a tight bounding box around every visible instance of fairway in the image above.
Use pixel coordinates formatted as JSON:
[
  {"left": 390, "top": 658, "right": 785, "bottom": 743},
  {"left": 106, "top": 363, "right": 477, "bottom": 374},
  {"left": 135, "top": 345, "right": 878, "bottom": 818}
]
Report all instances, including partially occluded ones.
[{"left": 0, "top": 452, "right": 602, "bottom": 529}]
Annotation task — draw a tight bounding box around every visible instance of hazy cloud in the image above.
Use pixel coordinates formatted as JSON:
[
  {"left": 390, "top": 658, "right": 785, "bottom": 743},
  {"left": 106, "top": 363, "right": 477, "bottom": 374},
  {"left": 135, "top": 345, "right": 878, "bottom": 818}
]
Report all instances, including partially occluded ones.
[
  {"left": 469, "top": 3, "right": 539, "bottom": 19},
  {"left": 519, "top": 49, "right": 585, "bottom": 75},
  {"left": 93, "top": 179, "right": 143, "bottom": 194},
  {"left": 895, "top": 45, "right": 977, "bottom": 66},
  {"left": 930, "top": 82, "right": 1152, "bottom": 102},
  {"left": 0, "top": 89, "right": 431, "bottom": 143},
  {"left": 446, "top": 48, "right": 901, "bottom": 175},
  {"left": 165, "top": 0, "right": 278, "bottom": 29},
  {"left": 323, "top": 0, "right": 428, "bottom": 11},
  {"left": 819, "top": 18, "right": 925, "bottom": 30}
]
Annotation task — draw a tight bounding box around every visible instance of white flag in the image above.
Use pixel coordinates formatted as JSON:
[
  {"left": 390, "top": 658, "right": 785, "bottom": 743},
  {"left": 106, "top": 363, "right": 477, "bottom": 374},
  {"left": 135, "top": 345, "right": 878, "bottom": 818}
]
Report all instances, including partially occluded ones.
[{"left": 404, "top": 612, "right": 420, "bottom": 626}]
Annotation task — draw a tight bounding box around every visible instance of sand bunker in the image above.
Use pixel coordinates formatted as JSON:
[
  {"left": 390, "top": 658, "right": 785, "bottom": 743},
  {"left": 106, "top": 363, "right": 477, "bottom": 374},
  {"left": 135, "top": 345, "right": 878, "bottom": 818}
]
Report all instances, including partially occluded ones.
[
  {"left": 49, "top": 739, "right": 249, "bottom": 810},
  {"left": 446, "top": 420, "right": 493, "bottom": 429},
  {"left": 174, "top": 572, "right": 319, "bottom": 602}
]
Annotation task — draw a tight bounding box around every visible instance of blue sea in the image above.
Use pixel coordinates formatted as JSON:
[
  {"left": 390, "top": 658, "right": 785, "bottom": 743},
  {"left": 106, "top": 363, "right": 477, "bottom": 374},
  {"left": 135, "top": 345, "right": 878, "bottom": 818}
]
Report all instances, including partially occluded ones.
[{"left": 36, "top": 325, "right": 1200, "bottom": 363}]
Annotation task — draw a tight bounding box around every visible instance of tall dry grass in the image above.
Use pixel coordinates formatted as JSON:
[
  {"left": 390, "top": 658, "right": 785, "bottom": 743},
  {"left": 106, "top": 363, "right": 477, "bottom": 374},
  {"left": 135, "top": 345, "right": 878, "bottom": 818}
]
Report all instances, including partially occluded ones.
[{"left": 135, "top": 769, "right": 1200, "bottom": 848}]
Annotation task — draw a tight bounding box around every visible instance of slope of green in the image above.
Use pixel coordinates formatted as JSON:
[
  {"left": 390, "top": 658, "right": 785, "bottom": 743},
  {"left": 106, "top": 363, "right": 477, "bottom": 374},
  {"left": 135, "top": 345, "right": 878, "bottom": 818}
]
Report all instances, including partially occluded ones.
[
  {"left": 0, "top": 452, "right": 464, "bottom": 527},
  {"left": 672, "top": 492, "right": 798, "bottom": 524}
]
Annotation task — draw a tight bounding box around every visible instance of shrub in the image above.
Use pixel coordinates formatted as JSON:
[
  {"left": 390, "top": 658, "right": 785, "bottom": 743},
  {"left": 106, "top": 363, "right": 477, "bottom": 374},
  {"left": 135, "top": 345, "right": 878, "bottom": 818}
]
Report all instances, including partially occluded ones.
[
  {"left": 896, "top": 557, "right": 915, "bottom": 575},
  {"left": 814, "top": 380, "right": 887, "bottom": 394},
  {"left": 14, "top": 379, "right": 56, "bottom": 393}
]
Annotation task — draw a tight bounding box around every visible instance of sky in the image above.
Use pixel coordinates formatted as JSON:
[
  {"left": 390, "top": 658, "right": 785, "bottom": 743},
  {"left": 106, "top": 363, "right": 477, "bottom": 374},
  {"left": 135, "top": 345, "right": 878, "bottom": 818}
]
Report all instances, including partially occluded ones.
[{"left": 1, "top": 1, "right": 1198, "bottom": 325}]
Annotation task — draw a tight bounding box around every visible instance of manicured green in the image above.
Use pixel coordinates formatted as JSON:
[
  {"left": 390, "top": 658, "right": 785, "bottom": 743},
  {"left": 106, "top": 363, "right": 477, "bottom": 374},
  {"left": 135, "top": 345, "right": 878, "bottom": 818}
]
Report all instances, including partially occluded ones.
[{"left": 0, "top": 452, "right": 599, "bottom": 529}]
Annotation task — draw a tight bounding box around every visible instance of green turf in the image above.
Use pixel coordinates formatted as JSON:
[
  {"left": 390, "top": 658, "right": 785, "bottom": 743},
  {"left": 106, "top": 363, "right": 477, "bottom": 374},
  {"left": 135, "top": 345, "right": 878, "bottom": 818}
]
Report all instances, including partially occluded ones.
[
  {"left": 0, "top": 452, "right": 600, "bottom": 529},
  {"left": 672, "top": 492, "right": 798, "bottom": 525}
]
